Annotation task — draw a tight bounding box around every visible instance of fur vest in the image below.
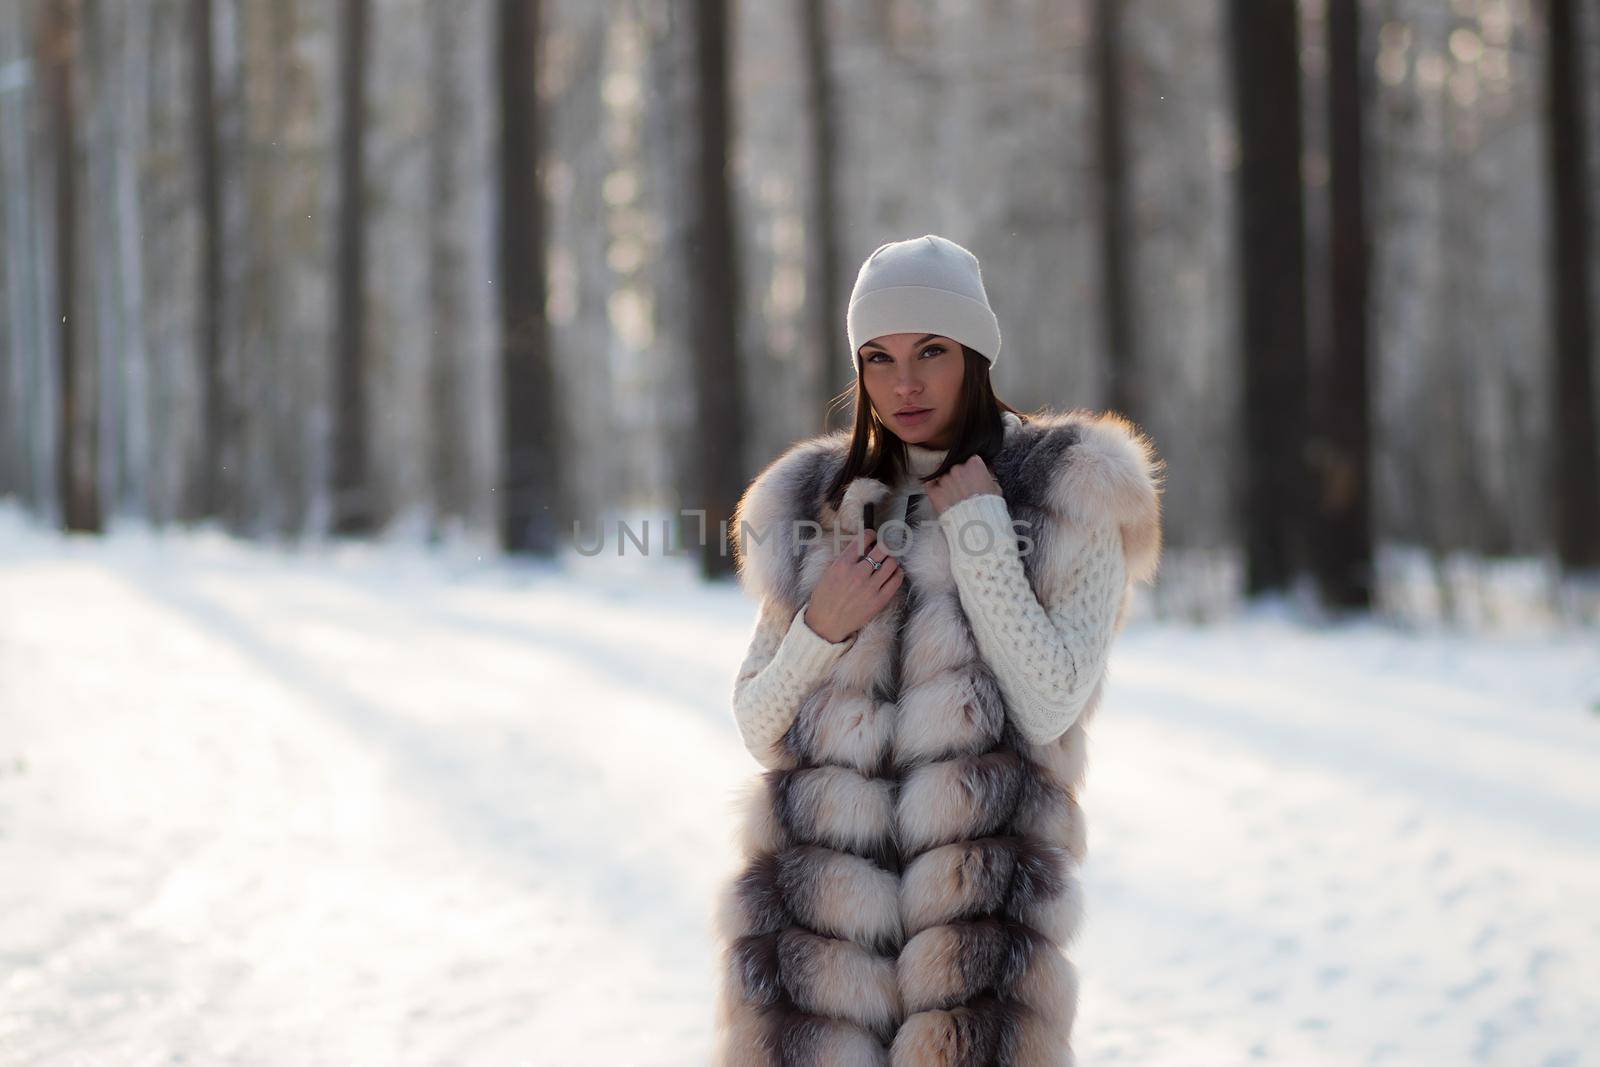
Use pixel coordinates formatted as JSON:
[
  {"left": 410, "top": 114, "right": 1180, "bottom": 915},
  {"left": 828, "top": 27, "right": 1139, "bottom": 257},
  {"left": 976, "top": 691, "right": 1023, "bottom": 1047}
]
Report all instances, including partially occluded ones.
[{"left": 713, "top": 408, "right": 1164, "bottom": 1066}]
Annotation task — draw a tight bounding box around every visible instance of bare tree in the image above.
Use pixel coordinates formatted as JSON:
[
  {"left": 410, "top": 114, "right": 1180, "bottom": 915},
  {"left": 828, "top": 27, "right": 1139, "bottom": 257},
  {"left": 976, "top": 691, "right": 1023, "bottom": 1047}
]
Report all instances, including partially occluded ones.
[
  {"left": 1096, "top": 0, "right": 1137, "bottom": 420},
  {"left": 0, "top": 0, "right": 41, "bottom": 505},
  {"left": 190, "top": 0, "right": 223, "bottom": 524},
  {"left": 498, "top": 0, "right": 561, "bottom": 554},
  {"left": 1547, "top": 0, "right": 1600, "bottom": 572},
  {"left": 798, "top": 0, "right": 844, "bottom": 432},
  {"left": 1228, "top": 0, "right": 1309, "bottom": 595},
  {"left": 428, "top": 0, "right": 499, "bottom": 544},
  {"left": 691, "top": 0, "right": 744, "bottom": 579},
  {"left": 331, "top": 0, "right": 370, "bottom": 534},
  {"left": 44, "top": 0, "right": 99, "bottom": 533},
  {"left": 1311, "top": 0, "right": 1375, "bottom": 609}
]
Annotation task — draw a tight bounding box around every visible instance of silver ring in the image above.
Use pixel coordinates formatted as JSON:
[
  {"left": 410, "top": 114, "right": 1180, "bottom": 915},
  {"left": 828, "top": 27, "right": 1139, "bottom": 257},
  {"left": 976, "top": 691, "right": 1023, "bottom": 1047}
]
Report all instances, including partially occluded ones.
[{"left": 859, "top": 552, "right": 883, "bottom": 572}]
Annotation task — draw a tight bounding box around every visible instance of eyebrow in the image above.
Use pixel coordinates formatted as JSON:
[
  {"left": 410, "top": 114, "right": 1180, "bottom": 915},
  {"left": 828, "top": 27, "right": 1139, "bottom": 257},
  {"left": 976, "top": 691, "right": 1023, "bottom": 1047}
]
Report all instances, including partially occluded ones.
[{"left": 860, "top": 334, "right": 940, "bottom": 353}]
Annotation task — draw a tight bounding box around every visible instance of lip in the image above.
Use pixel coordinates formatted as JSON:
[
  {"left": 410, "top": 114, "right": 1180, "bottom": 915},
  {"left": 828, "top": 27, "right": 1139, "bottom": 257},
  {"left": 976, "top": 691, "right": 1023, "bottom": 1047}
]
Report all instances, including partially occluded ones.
[{"left": 895, "top": 408, "right": 933, "bottom": 425}]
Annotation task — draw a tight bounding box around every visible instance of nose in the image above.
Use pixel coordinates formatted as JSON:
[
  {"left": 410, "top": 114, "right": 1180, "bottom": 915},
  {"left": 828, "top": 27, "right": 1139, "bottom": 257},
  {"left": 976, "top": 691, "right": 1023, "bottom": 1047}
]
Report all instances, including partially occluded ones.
[{"left": 893, "top": 362, "right": 923, "bottom": 397}]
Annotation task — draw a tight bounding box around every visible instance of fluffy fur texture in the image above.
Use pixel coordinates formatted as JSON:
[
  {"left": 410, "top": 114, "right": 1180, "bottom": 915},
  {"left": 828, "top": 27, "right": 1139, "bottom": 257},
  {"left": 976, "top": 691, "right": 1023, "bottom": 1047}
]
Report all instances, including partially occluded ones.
[{"left": 715, "top": 408, "right": 1164, "bottom": 1064}]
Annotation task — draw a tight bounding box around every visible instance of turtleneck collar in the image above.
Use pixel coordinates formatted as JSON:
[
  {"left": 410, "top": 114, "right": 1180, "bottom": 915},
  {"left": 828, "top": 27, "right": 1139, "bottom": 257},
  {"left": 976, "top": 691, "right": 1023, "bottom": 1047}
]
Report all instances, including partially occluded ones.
[
  {"left": 901, "top": 410, "right": 1022, "bottom": 482},
  {"left": 905, "top": 441, "right": 950, "bottom": 480}
]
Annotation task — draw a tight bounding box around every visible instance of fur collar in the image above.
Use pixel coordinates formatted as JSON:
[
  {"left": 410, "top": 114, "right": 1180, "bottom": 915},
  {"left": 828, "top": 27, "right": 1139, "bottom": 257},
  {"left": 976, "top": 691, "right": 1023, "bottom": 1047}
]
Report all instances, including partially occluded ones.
[{"left": 732, "top": 407, "right": 1165, "bottom": 607}]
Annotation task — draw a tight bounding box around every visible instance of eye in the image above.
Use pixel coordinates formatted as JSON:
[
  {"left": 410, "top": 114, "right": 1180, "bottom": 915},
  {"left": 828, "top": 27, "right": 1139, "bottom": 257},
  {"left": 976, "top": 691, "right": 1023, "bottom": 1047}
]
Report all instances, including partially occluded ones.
[{"left": 864, "top": 347, "right": 942, "bottom": 363}]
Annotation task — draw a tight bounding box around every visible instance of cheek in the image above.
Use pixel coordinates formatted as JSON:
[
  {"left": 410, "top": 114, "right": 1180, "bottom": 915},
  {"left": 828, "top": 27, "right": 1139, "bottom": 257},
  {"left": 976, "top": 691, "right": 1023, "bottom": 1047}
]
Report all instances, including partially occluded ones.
[
  {"left": 861, "top": 372, "right": 890, "bottom": 410},
  {"left": 935, "top": 357, "right": 965, "bottom": 400}
]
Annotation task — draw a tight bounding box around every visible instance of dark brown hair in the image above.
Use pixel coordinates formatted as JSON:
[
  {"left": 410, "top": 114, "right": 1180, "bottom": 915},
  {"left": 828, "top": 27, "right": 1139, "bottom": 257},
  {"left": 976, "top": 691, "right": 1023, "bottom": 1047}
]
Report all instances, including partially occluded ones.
[{"left": 823, "top": 344, "right": 1030, "bottom": 509}]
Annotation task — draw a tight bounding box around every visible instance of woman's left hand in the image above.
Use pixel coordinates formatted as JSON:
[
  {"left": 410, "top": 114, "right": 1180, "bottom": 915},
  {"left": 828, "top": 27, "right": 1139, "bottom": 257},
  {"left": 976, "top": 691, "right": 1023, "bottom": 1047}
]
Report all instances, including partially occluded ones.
[{"left": 925, "top": 456, "right": 1003, "bottom": 517}]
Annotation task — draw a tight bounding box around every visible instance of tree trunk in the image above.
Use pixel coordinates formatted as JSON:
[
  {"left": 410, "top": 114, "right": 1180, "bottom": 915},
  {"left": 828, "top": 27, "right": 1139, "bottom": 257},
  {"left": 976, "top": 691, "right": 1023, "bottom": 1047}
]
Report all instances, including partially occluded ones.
[
  {"left": 1547, "top": 0, "right": 1600, "bottom": 571},
  {"left": 498, "top": 0, "right": 561, "bottom": 554},
  {"left": 45, "top": 0, "right": 99, "bottom": 533},
  {"left": 1312, "top": 0, "right": 1375, "bottom": 609},
  {"left": 1228, "top": 0, "right": 1308, "bottom": 595},
  {"left": 1096, "top": 0, "right": 1137, "bottom": 419},
  {"left": 691, "top": 0, "right": 744, "bottom": 579},
  {"left": 331, "top": 0, "right": 370, "bottom": 534},
  {"left": 799, "top": 0, "right": 844, "bottom": 433},
  {"left": 0, "top": 0, "right": 46, "bottom": 507},
  {"left": 428, "top": 0, "right": 499, "bottom": 544},
  {"left": 190, "top": 0, "right": 223, "bottom": 524}
]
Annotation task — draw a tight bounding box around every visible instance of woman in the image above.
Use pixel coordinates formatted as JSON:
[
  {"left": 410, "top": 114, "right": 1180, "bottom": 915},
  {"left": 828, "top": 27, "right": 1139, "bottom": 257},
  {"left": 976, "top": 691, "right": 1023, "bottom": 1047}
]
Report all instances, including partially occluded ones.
[{"left": 712, "top": 234, "right": 1164, "bottom": 1065}]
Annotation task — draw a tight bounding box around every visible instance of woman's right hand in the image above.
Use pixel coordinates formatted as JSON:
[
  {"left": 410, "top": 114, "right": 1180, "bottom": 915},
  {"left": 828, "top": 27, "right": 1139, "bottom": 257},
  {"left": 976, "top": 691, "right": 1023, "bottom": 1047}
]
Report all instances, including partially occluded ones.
[{"left": 803, "top": 528, "right": 904, "bottom": 644}]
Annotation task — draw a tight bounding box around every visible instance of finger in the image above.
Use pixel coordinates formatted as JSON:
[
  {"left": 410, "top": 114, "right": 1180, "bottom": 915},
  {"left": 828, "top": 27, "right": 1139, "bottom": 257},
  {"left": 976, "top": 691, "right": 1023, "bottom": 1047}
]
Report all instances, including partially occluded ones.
[
  {"left": 874, "top": 569, "right": 899, "bottom": 596},
  {"left": 854, "top": 548, "right": 886, "bottom": 580}
]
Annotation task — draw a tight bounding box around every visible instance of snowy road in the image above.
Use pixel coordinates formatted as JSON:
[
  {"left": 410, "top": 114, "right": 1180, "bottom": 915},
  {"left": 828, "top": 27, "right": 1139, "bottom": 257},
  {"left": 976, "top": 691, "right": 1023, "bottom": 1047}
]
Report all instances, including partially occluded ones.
[{"left": 2, "top": 507, "right": 1598, "bottom": 1066}]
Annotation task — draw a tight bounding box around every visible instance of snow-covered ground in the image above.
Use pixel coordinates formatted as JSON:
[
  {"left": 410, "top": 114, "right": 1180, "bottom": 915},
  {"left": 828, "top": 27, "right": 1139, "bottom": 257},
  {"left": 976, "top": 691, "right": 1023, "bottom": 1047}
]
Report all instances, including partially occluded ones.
[{"left": 1, "top": 501, "right": 1597, "bottom": 1066}]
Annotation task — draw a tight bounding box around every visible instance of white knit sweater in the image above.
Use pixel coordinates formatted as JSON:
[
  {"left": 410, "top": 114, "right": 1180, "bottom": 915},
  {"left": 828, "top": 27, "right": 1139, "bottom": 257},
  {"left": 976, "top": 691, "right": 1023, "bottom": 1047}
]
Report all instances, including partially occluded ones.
[{"left": 731, "top": 437, "right": 1127, "bottom": 765}]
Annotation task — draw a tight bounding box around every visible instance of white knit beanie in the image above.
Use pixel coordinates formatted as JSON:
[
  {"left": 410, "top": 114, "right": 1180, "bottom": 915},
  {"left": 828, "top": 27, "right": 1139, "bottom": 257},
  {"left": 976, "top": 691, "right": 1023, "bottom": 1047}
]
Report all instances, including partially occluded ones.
[{"left": 847, "top": 234, "right": 1002, "bottom": 367}]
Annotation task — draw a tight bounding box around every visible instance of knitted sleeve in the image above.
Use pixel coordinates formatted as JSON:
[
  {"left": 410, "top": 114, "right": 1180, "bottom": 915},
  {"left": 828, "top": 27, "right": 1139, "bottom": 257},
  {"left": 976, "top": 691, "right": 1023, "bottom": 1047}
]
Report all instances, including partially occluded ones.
[
  {"left": 731, "top": 596, "right": 856, "bottom": 767},
  {"left": 937, "top": 492, "right": 1127, "bottom": 745}
]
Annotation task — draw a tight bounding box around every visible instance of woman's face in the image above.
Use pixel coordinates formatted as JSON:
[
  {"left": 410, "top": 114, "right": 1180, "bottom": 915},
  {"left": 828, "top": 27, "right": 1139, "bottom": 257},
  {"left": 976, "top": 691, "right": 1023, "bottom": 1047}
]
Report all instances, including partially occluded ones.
[{"left": 858, "top": 333, "right": 964, "bottom": 449}]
